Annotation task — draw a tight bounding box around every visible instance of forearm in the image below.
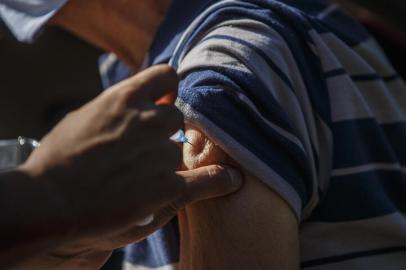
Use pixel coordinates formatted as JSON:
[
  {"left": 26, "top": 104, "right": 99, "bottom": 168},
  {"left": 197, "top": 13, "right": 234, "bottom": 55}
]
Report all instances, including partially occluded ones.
[
  {"left": 0, "top": 169, "right": 73, "bottom": 268},
  {"left": 50, "top": 0, "right": 172, "bottom": 69}
]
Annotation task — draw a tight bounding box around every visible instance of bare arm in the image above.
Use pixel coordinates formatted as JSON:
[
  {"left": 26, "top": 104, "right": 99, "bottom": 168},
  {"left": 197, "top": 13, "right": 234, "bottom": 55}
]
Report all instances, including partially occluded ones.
[
  {"left": 51, "top": 0, "right": 172, "bottom": 69},
  {"left": 179, "top": 125, "right": 300, "bottom": 270}
]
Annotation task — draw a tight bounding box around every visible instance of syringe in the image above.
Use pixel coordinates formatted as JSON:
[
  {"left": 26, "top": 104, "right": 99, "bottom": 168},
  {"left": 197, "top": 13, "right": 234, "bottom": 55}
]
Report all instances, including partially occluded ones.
[{"left": 170, "top": 129, "right": 192, "bottom": 145}]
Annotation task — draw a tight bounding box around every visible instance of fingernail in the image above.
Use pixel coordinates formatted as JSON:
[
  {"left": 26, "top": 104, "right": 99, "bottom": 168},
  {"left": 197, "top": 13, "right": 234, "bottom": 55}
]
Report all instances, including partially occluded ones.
[{"left": 226, "top": 167, "right": 244, "bottom": 190}]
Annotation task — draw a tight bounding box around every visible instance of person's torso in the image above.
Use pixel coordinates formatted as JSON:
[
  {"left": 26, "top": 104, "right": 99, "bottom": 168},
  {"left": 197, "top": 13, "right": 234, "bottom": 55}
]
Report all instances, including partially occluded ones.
[{"left": 100, "top": 1, "right": 406, "bottom": 269}]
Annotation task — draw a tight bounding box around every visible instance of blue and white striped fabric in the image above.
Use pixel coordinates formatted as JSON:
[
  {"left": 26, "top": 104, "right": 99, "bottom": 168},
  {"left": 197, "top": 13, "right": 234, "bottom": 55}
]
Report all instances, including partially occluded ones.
[{"left": 100, "top": 0, "right": 406, "bottom": 269}]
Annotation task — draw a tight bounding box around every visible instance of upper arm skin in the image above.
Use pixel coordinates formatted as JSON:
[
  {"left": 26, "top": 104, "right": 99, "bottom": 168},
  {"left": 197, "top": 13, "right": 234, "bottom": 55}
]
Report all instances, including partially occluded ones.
[{"left": 179, "top": 124, "right": 300, "bottom": 270}]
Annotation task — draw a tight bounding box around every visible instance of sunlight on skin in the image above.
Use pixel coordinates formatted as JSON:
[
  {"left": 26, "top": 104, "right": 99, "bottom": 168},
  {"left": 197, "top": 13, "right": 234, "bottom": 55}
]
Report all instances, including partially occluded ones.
[{"left": 180, "top": 124, "right": 299, "bottom": 270}]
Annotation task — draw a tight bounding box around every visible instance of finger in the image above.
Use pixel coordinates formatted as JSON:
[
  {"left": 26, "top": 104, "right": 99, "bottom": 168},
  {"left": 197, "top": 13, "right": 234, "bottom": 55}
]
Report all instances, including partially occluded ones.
[
  {"left": 116, "top": 140, "right": 182, "bottom": 177},
  {"left": 126, "top": 65, "right": 179, "bottom": 104},
  {"left": 135, "top": 105, "right": 184, "bottom": 137},
  {"left": 137, "top": 141, "right": 182, "bottom": 173},
  {"left": 156, "top": 92, "right": 177, "bottom": 106},
  {"left": 105, "top": 167, "right": 243, "bottom": 245},
  {"left": 175, "top": 165, "right": 244, "bottom": 206}
]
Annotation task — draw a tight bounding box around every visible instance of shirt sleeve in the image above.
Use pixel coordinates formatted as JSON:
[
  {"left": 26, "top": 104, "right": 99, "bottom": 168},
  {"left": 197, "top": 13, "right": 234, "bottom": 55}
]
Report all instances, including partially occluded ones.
[
  {"left": 175, "top": 19, "right": 323, "bottom": 221},
  {"left": 0, "top": 0, "right": 68, "bottom": 42}
]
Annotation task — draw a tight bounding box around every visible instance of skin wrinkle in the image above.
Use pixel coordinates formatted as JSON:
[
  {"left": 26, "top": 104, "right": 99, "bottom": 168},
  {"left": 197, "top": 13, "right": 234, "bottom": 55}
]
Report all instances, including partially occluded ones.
[{"left": 183, "top": 127, "right": 228, "bottom": 170}]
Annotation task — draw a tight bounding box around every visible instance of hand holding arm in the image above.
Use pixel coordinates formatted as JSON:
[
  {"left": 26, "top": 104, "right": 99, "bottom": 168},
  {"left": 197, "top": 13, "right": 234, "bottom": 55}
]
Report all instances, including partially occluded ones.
[
  {"left": 0, "top": 65, "right": 182, "bottom": 268},
  {"left": 0, "top": 65, "right": 244, "bottom": 270}
]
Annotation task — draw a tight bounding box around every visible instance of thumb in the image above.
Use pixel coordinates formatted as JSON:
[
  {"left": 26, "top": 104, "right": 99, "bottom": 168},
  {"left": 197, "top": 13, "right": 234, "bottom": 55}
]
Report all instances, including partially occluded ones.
[
  {"left": 176, "top": 165, "right": 244, "bottom": 206},
  {"left": 126, "top": 65, "right": 179, "bottom": 104},
  {"left": 107, "top": 166, "right": 244, "bottom": 244}
]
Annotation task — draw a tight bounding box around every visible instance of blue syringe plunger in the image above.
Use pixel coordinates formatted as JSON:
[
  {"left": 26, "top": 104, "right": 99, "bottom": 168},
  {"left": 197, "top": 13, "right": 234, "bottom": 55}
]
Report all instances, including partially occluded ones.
[{"left": 170, "top": 130, "right": 192, "bottom": 145}]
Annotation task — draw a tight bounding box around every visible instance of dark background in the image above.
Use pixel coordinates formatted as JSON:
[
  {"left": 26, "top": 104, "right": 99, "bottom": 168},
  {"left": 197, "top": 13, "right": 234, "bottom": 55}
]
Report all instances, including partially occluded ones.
[{"left": 0, "top": 22, "right": 103, "bottom": 140}]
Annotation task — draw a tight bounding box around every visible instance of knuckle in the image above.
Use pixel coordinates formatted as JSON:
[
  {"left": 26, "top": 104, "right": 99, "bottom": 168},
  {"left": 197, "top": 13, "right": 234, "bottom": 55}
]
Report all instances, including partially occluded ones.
[
  {"left": 132, "top": 65, "right": 178, "bottom": 90},
  {"left": 109, "top": 102, "right": 127, "bottom": 120},
  {"left": 207, "top": 165, "right": 230, "bottom": 192},
  {"left": 139, "top": 109, "right": 159, "bottom": 123},
  {"left": 125, "top": 73, "right": 147, "bottom": 89},
  {"left": 207, "top": 164, "right": 225, "bottom": 179},
  {"left": 139, "top": 106, "right": 183, "bottom": 130},
  {"left": 116, "top": 86, "right": 134, "bottom": 106},
  {"left": 117, "top": 109, "right": 139, "bottom": 135},
  {"left": 100, "top": 92, "right": 130, "bottom": 119},
  {"left": 108, "top": 79, "right": 138, "bottom": 105},
  {"left": 104, "top": 102, "right": 133, "bottom": 125}
]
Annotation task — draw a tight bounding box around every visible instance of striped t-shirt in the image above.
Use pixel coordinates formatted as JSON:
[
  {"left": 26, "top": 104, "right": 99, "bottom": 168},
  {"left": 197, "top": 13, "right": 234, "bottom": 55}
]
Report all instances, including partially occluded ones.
[{"left": 101, "top": 0, "right": 406, "bottom": 269}]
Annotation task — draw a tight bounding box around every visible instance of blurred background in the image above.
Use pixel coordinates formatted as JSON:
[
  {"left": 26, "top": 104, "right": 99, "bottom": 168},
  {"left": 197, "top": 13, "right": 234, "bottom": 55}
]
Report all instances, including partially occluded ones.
[{"left": 0, "top": 20, "right": 102, "bottom": 140}]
